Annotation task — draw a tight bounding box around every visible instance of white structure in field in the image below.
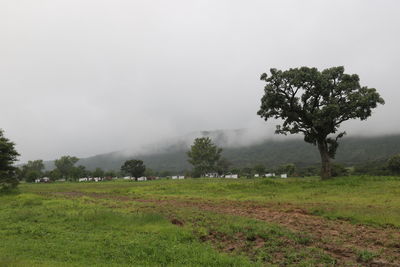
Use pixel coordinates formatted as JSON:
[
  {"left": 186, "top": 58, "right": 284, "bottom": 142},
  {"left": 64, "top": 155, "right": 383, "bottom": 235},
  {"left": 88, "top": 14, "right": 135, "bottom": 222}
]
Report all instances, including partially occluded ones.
[
  {"left": 225, "top": 174, "right": 238, "bottom": 179},
  {"left": 123, "top": 176, "right": 132, "bottom": 180},
  {"left": 254, "top": 174, "right": 259, "bottom": 178},
  {"left": 78, "top": 178, "right": 88, "bottom": 182},
  {"left": 178, "top": 176, "right": 185, "bottom": 179},
  {"left": 205, "top": 173, "right": 219, "bottom": 178},
  {"left": 265, "top": 173, "right": 276, "bottom": 177},
  {"left": 171, "top": 176, "right": 178, "bottom": 179},
  {"left": 280, "top": 173, "right": 288, "bottom": 178},
  {"left": 137, "top": 177, "right": 147, "bottom": 181}
]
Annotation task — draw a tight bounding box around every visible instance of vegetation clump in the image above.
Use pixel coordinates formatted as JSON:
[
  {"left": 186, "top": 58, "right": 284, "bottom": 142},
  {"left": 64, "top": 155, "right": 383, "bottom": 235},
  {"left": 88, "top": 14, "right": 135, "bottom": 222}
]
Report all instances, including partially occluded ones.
[{"left": 0, "top": 129, "right": 19, "bottom": 191}]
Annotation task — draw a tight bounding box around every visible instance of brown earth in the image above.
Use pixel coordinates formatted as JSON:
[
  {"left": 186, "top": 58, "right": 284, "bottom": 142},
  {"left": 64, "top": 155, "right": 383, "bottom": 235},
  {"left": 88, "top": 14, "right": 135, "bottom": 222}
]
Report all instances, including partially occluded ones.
[{"left": 49, "top": 192, "right": 400, "bottom": 266}]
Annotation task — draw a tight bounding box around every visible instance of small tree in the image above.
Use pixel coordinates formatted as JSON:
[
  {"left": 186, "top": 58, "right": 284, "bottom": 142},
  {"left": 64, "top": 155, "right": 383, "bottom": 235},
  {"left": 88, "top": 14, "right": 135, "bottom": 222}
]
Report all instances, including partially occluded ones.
[
  {"left": 258, "top": 66, "right": 384, "bottom": 179},
  {"left": 253, "top": 164, "right": 266, "bottom": 175},
  {"left": 121, "top": 159, "right": 146, "bottom": 180},
  {"left": 216, "top": 158, "right": 231, "bottom": 176},
  {"left": 187, "top": 137, "right": 222, "bottom": 177},
  {"left": 0, "top": 129, "right": 20, "bottom": 191},
  {"left": 388, "top": 154, "right": 400, "bottom": 174},
  {"left": 92, "top": 167, "right": 105, "bottom": 177}
]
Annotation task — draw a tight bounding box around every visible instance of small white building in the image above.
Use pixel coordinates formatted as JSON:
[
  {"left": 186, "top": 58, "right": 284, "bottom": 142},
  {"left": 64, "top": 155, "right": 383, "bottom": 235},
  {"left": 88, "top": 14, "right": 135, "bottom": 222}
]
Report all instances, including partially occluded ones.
[
  {"left": 265, "top": 173, "right": 276, "bottom": 177},
  {"left": 137, "top": 177, "right": 147, "bottom": 181},
  {"left": 205, "top": 173, "right": 219, "bottom": 178},
  {"left": 280, "top": 173, "right": 288, "bottom": 178},
  {"left": 171, "top": 176, "right": 178, "bottom": 180},
  {"left": 78, "top": 178, "right": 88, "bottom": 182},
  {"left": 254, "top": 174, "right": 259, "bottom": 178},
  {"left": 225, "top": 174, "right": 238, "bottom": 179},
  {"left": 178, "top": 176, "right": 185, "bottom": 179},
  {"left": 123, "top": 176, "right": 132, "bottom": 180}
]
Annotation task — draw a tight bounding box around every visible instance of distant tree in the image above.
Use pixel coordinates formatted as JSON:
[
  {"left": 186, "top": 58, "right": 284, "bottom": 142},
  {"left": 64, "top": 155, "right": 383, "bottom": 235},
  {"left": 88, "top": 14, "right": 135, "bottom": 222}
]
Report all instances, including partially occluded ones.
[
  {"left": 70, "top": 165, "right": 89, "bottom": 180},
  {"left": 240, "top": 167, "right": 253, "bottom": 178},
  {"left": 216, "top": 158, "right": 231, "bottom": 176},
  {"left": 144, "top": 168, "right": 155, "bottom": 177},
  {"left": 20, "top": 160, "right": 45, "bottom": 182},
  {"left": 279, "top": 163, "right": 296, "bottom": 176},
  {"left": 104, "top": 170, "right": 116, "bottom": 177},
  {"left": 258, "top": 66, "right": 384, "bottom": 179},
  {"left": 187, "top": 137, "right": 222, "bottom": 177},
  {"left": 46, "top": 169, "right": 62, "bottom": 181},
  {"left": 253, "top": 164, "right": 266, "bottom": 175},
  {"left": 331, "top": 163, "right": 349, "bottom": 177},
  {"left": 121, "top": 159, "right": 146, "bottom": 180},
  {"left": 54, "top": 156, "right": 79, "bottom": 180},
  {"left": 388, "top": 154, "right": 400, "bottom": 174},
  {"left": 0, "top": 129, "right": 20, "bottom": 191},
  {"left": 159, "top": 170, "right": 171, "bottom": 177},
  {"left": 92, "top": 167, "right": 105, "bottom": 177}
]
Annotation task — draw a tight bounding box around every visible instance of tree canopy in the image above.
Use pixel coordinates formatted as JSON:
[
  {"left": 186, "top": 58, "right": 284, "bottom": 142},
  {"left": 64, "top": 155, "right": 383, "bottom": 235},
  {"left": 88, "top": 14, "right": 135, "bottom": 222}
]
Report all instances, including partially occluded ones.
[
  {"left": 54, "top": 156, "right": 79, "bottom": 180},
  {"left": 20, "top": 160, "right": 45, "bottom": 182},
  {"left": 187, "top": 137, "right": 222, "bottom": 177},
  {"left": 388, "top": 154, "right": 400, "bottom": 174},
  {"left": 0, "top": 129, "right": 20, "bottom": 191},
  {"left": 121, "top": 159, "right": 146, "bottom": 180},
  {"left": 258, "top": 66, "right": 384, "bottom": 179}
]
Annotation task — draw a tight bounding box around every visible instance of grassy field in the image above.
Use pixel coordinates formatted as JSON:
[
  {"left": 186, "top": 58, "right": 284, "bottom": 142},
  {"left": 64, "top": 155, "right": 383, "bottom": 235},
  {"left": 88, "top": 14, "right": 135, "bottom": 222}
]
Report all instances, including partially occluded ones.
[{"left": 1, "top": 176, "right": 399, "bottom": 266}]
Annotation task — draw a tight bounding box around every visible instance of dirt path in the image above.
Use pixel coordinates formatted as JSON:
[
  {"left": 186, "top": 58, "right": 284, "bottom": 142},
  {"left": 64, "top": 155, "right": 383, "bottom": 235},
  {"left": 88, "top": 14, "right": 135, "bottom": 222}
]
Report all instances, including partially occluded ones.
[{"left": 51, "top": 192, "right": 400, "bottom": 266}]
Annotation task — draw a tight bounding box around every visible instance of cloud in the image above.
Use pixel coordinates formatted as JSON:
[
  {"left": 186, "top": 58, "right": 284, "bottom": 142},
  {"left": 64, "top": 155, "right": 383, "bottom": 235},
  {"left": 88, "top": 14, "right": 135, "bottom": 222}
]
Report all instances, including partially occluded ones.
[{"left": 0, "top": 0, "right": 399, "bottom": 162}]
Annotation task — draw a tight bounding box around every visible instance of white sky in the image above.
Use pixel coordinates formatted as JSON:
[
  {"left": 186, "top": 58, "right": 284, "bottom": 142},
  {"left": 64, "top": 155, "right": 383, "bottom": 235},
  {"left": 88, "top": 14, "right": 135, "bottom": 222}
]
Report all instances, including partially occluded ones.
[{"left": 1, "top": 0, "right": 399, "bottom": 162}]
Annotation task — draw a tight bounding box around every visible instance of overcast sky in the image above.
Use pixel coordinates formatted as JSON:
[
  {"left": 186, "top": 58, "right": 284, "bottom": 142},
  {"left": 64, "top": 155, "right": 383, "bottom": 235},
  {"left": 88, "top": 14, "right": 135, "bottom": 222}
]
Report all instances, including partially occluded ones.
[{"left": 1, "top": 0, "right": 400, "bottom": 162}]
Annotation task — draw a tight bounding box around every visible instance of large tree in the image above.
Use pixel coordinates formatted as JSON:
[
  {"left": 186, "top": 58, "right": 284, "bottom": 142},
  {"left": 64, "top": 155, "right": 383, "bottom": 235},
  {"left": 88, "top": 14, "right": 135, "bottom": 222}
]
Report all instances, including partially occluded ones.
[
  {"left": 257, "top": 66, "right": 384, "bottom": 179},
  {"left": 121, "top": 159, "right": 146, "bottom": 180},
  {"left": 187, "top": 137, "right": 222, "bottom": 177},
  {"left": 0, "top": 129, "right": 20, "bottom": 191}
]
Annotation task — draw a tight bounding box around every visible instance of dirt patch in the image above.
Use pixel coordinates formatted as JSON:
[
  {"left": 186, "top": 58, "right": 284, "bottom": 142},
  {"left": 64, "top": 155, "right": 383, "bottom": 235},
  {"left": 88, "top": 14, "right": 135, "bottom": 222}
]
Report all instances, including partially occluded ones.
[
  {"left": 49, "top": 192, "right": 400, "bottom": 266},
  {"left": 170, "top": 218, "right": 184, "bottom": 226}
]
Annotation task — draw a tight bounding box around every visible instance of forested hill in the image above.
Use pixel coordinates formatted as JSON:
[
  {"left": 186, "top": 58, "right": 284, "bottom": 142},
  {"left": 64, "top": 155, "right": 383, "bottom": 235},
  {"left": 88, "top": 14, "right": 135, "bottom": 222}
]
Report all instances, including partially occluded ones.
[{"left": 63, "top": 133, "right": 400, "bottom": 173}]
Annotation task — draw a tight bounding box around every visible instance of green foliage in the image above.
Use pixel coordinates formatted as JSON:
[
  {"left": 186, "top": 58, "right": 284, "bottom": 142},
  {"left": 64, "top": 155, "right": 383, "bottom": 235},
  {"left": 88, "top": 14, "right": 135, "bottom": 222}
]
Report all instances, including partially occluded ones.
[
  {"left": 253, "top": 164, "right": 266, "bottom": 175},
  {"left": 19, "top": 160, "right": 45, "bottom": 182},
  {"left": 279, "top": 163, "right": 296, "bottom": 176},
  {"left": 357, "top": 250, "right": 377, "bottom": 263},
  {"left": 258, "top": 66, "right": 384, "bottom": 178},
  {"left": 331, "top": 163, "right": 349, "bottom": 177},
  {"left": 121, "top": 159, "right": 146, "bottom": 179},
  {"left": 187, "top": 137, "right": 222, "bottom": 177},
  {"left": 216, "top": 157, "right": 231, "bottom": 175},
  {"left": 54, "top": 156, "right": 79, "bottom": 180},
  {"left": 0, "top": 129, "right": 20, "bottom": 191},
  {"left": 92, "top": 167, "right": 105, "bottom": 177},
  {"left": 388, "top": 154, "right": 400, "bottom": 174}
]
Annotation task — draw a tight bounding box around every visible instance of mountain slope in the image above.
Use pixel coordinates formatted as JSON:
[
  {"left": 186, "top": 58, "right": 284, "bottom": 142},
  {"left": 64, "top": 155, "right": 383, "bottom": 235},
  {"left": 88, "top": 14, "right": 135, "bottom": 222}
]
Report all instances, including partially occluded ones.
[{"left": 70, "top": 132, "right": 400, "bottom": 173}]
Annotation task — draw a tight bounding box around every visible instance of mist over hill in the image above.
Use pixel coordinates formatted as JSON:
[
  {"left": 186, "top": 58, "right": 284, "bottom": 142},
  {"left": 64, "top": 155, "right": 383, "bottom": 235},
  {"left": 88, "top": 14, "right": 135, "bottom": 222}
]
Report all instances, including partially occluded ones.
[{"left": 44, "top": 129, "right": 400, "bottom": 173}]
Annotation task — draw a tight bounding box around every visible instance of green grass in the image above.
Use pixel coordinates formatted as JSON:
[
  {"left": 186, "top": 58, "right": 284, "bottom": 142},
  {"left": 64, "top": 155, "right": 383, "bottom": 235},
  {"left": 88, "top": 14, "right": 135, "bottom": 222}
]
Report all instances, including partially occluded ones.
[
  {"left": 2, "top": 175, "right": 399, "bottom": 266},
  {"left": 0, "top": 194, "right": 253, "bottom": 266},
  {"left": 21, "top": 176, "right": 400, "bottom": 227}
]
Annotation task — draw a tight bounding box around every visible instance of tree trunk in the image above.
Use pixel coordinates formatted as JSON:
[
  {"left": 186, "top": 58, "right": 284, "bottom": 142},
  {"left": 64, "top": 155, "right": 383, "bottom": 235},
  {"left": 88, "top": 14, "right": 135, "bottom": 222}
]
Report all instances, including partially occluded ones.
[{"left": 318, "top": 140, "right": 332, "bottom": 179}]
